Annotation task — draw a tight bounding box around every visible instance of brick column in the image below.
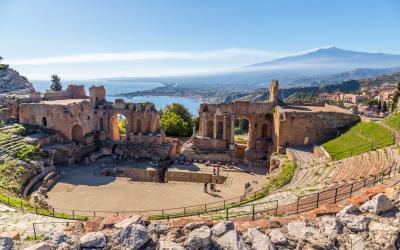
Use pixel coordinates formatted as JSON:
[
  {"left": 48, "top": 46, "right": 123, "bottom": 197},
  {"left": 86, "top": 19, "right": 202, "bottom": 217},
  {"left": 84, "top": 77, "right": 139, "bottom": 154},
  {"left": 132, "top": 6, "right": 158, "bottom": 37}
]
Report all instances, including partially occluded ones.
[
  {"left": 248, "top": 117, "right": 257, "bottom": 149},
  {"left": 213, "top": 114, "right": 217, "bottom": 139},
  {"left": 202, "top": 114, "right": 206, "bottom": 138},
  {"left": 223, "top": 114, "right": 227, "bottom": 140},
  {"left": 230, "top": 115, "right": 235, "bottom": 144}
]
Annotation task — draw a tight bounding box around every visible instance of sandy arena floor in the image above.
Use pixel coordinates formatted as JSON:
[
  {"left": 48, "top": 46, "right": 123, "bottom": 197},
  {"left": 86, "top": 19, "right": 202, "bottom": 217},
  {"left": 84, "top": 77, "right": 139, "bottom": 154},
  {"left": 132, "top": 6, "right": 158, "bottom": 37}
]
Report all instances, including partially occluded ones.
[{"left": 44, "top": 158, "right": 267, "bottom": 215}]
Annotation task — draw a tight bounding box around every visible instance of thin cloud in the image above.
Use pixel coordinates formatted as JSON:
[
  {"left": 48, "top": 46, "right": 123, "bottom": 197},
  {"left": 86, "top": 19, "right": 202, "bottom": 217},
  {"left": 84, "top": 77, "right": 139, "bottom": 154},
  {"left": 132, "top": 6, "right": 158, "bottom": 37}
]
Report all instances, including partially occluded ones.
[{"left": 6, "top": 48, "right": 290, "bottom": 66}]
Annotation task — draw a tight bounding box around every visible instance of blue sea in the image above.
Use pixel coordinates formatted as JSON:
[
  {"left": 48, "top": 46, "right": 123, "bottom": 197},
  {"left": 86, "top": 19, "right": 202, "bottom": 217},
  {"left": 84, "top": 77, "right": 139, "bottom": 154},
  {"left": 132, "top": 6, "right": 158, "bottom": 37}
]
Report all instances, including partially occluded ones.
[{"left": 31, "top": 80, "right": 200, "bottom": 115}]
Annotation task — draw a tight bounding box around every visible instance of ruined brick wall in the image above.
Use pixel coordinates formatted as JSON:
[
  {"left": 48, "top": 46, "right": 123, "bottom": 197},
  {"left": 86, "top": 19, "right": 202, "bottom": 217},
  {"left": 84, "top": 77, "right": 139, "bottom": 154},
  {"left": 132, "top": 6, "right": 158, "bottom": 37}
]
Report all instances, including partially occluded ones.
[
  {"left": 43, "top": 85, "right": 87, "bottom": 100},
  {"left": 19, "top": 100, "right": 98, "bottom": 141},
  {"left": 165, "top": 170, "right": 226, "bottom": 184},
  {"left": 274, "top": 107, "right": 360, "bottom": 149},
  {"left": 89, "top": 85, "right": 106, "bottom": 105},
  {"left": 101, "top": 99, "right": 163, "bottom": 142}
]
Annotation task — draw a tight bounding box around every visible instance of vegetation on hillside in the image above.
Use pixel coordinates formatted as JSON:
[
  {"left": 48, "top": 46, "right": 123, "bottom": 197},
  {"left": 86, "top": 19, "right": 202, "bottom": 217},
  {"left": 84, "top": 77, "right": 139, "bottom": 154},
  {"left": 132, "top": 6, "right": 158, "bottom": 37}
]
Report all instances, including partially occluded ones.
[
  {"left": 0, "top": 125, "right": 45, "bottom": 194},
  {"left": 160, "top": 103, "right": 193, "bottom": 137},
  {"left": 384, "top": 112, "right": 400, "bottom": 133},
  {"left": 322, "top": 122, "right": 394, "bottom": 160},
  {"left": 391, "top": 82, "right": 400, "bottom": 112},
  {"left": 268, "top": 156, "right": 297, "bottom": 191}
]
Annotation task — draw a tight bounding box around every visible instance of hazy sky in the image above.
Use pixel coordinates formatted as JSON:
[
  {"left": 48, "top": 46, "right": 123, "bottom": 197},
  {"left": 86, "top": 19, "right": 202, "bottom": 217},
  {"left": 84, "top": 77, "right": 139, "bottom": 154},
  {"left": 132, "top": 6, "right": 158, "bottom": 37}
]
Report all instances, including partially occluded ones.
[{"left": 1, "top": 0, "right": 400, "bottom": 79}]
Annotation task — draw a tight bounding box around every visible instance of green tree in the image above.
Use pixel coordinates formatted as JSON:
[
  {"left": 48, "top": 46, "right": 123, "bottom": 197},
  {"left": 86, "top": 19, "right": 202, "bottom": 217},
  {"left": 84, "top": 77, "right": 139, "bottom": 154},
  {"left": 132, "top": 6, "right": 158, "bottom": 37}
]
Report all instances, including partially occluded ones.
[
  {"left": 160, "top": 103, "right": 193, "bottom": 136},
  {"left": 160, "top": 111, "right": 190, "bottom": 136},
  {"left": 50, "top": 74, "right": 62, "bottom": 91},
  {"left": 0, "top": 56, "right": 3, "bottom": 63}
]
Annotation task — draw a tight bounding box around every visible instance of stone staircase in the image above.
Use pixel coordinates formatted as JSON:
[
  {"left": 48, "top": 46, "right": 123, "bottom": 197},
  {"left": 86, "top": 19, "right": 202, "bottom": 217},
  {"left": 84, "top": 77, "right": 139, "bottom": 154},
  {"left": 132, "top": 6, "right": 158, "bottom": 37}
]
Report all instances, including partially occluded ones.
[{"left": 0, "top": 125, "right": 27, "bottom": 163}]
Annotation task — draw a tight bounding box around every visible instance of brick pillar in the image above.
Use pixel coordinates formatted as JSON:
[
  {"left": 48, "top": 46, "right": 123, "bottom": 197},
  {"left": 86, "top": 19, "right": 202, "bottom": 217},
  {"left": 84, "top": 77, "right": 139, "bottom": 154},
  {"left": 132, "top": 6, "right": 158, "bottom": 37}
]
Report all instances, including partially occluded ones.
[
  {"left": 223, "top": 115, "right": 227, "bottom": 140},
  {"left": 230, "top": 115, "right": 235, "bottom": 144},
  {"left": 248, "top": 117, "right": 257, "bottom": 149},
  {"left": 213, "top": 114, "right": 217, "bottom": 139},
  {"left": 202, "top": 114, "right": 206, "bottom": 138}
]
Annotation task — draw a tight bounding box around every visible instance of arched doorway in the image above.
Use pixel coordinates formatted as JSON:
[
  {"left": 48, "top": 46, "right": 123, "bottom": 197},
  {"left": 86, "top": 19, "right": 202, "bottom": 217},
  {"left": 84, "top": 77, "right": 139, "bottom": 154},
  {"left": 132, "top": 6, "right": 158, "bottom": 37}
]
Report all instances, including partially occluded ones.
[
  {"left": 261, "top": 123, "right": 268, "bottom": 138},
  {"left": 206, "top": 120, "right": 214, "bottom": 138},
  {"left": 136, "top": 119, "right": 142, "bottom": 133},
  {"left": 42, "top": 117, "right": 47, "bottom": 127},
  {"left": 234, "top": 119, "right": 249, "bottom": 159},
  {"left": 217, "top": 121, "right": 224, "bottom": 139},
  {"left": 146, "top": 117, "right": 152, "bottom": 133},
  {"left": 71, "top": 124, "right": 83, "bottom": 142},
  {"left": 111, "top": 114, "right": 128, "bottom": 141}
]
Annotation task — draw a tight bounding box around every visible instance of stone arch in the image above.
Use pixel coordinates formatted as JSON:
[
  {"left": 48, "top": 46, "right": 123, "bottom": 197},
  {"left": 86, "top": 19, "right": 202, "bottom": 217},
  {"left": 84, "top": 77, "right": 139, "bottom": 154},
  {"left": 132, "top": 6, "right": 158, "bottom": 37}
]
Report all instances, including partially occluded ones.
[
  {"left": 217, "top": 121, "right": 224, "bottom": 139},
  {"left": 206, "top": 120, "right": 214, "bottom": 138},
  {"left": 41, "top": 117, "right": 47, "bottom": 127},
  {"left": 146, "top": 117, "right": 152, "bottom": 132},
  {"left": 136, "top": 118, "right": 142, "bottom": 133},
  {"left": 71, "top": 124, "right": 83, "bottom": 142},
  {"left": 110, "top": 114, "right": 127, "bottom": 141}
]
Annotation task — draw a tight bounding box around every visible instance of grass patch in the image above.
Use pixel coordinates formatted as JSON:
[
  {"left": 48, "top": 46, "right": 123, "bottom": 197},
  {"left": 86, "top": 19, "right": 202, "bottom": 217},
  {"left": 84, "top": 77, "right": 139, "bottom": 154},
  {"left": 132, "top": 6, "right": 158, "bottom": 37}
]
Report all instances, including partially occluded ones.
[
  {"left": 322, "top": 122, "right": 394, "bottom": 160},
  {"left": 0, "top": 192, "right": 88, "bottom": 221},
  {"left": 384, "top": 112, "right": 400, "bottom": 133},
  {"left": 25, "top": 235, "right": 45, "bottom": 241}
]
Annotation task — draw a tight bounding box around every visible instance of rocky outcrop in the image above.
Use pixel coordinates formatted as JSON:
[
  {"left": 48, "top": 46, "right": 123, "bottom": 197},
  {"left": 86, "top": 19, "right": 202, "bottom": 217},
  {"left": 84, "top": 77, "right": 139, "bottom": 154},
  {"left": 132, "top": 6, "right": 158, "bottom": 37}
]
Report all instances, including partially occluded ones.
[
  {"left": 9, "top": 190, "right": 400, "bottom": 250},
  {"left": 0, "top": 66, "right": 34, "bottom": 93}
]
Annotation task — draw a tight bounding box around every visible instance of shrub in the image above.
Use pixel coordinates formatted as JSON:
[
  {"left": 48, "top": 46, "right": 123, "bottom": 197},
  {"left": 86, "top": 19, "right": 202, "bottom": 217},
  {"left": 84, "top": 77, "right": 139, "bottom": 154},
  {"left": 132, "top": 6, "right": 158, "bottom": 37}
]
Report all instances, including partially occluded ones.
[{"left": 161, "top": 111, "right": 191, "bottom": 137}]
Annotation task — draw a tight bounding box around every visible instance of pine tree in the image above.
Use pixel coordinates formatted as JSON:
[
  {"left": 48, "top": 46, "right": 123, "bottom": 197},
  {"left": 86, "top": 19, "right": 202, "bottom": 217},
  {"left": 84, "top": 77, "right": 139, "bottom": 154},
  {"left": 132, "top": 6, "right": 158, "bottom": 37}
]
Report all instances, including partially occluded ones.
[{"left": 50, "top": 74, "right": 62, "bottom": 91}]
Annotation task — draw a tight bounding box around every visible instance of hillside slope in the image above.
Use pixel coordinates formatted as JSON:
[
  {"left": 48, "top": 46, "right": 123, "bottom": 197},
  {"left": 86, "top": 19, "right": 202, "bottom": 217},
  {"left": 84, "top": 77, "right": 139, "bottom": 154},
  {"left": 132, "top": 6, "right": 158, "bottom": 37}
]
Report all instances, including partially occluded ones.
[{"left": 0, "top": 65, "right": 35, "bottom": 93}]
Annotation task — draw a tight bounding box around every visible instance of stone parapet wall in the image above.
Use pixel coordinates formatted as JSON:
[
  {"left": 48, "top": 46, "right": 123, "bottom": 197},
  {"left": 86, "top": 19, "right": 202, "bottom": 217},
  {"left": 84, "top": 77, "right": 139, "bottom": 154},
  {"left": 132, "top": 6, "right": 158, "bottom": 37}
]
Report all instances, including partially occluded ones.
[
  {"left": 275, "top": 109, "right": 360, "bottom": 149},
  {"left": 43, "top": 85, "right": 87, "bottom": 101},
  {"left": 166, "top": 169, "right": 226, "bottom": 184},
  {"left": 129, "top": 133, "right": 164, "bottom": 144},
  {"left": 192, "top": 137, "right": 228, "bottom": 150},
  {"left": 114, "top": 142, "right": 175, "bottom": 160},
  {"left": 101, "top": 166, "right": 161, "bottom": 182}
]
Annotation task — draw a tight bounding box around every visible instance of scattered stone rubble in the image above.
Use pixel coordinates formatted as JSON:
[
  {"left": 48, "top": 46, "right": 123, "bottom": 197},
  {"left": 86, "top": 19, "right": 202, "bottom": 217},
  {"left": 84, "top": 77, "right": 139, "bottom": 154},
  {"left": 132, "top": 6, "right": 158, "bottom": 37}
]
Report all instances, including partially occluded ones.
[{"left": 3, "top": 185, "right": 399, "bottom": 250}]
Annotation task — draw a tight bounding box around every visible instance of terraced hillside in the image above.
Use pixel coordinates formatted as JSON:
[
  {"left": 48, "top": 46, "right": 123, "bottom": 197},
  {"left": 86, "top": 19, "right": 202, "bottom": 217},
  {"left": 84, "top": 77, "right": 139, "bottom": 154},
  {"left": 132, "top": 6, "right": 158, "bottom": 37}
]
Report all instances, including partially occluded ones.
[
  {"left": 322, "top": 121, "right": 394, "bottom": 160},
  {"left": 0, "top": 125, "right": 45, "bottom": 194}
]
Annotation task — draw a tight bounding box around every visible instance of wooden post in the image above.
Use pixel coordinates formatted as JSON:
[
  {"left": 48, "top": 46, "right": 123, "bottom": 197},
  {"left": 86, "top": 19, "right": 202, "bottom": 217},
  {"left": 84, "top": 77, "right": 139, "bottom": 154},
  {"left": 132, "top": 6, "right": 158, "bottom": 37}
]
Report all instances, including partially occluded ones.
[
  {"left": 275, "top": 200, "right": 278, "bottom": 216},
  {"left": 334, "top": 188, "right": 338, "bottom": 203},
  {"left": 316, "top": 193, "right": 320, "bottom": 208},
  {"left": 349, "top": 183, "right": 354, "bottom": 198},
  {"left": 72, "top": 210, "right": 75, "bottom": 220},
  {"left": 296, "top": 197, "right": 300, "bottom": 214},
  {"left": 252, "top": 204, "right": 255, "bottom": 221},
  {"left": 33, "top": 223, "right": 37, "bottom": 240},
  {"left": 225, "top": 208, "right": 229, "bottom": 221}
]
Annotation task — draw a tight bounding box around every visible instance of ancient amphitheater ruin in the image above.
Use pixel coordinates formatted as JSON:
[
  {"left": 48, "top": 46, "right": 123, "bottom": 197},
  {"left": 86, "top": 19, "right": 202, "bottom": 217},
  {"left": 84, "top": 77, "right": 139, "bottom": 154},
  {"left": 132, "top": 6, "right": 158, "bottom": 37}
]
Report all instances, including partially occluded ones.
[{"left": 1, "top": 79, "right": 400, "bottom": 249}]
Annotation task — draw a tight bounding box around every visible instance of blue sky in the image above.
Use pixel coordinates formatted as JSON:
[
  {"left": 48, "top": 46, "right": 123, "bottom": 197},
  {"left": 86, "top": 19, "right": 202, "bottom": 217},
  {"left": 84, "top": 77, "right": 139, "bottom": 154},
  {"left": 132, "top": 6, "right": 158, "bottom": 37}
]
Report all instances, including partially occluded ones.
[{"left": 1, "top": 0, "right": 399, "bottom": 79}]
